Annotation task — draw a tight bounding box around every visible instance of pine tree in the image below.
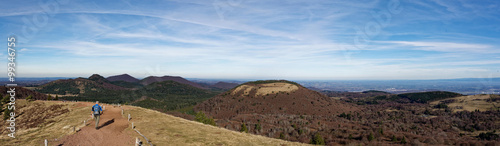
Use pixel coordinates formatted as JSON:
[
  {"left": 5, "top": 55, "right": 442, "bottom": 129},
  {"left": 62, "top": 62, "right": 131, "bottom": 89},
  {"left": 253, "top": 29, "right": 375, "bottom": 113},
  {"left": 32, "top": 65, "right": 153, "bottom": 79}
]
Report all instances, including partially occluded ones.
[
  {"left": 392, "top": 135, "right": 397, "bottom": 142},
  {"left": 401, "top": 136, "right": 407, "bottom": 144},
  {"left": 368, "top": 133, "right": 375, "bottom": 141},
  {"left": 194, "top": 111, "right": 216, "bottom": 126},
  {"left": 1, "top": 95, "right": 9, "bottom": 105},
  {"left": 310, "top": 133, "right": 325, "bottom": 145},
  {"left": 255, "top": 121, "right": 262, "bottom": 132},
  {"left": 240, "top": 123, "right": 248, "bottom": 133}
]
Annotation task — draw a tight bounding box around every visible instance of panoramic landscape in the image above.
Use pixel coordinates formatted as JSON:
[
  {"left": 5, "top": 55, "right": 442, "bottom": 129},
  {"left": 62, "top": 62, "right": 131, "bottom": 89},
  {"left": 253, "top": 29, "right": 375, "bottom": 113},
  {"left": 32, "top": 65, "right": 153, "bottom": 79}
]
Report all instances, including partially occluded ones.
[{"left": 1, "top": 0, "right": 500, "bottom": 145}]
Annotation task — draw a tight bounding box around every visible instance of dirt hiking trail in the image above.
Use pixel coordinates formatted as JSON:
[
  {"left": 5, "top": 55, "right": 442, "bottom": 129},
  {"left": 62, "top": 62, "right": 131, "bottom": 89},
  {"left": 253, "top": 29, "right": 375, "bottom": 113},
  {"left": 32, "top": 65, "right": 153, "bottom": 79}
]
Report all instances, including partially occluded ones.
[{"left": 55, "top": 102, "right": 133, "bottom": 145}]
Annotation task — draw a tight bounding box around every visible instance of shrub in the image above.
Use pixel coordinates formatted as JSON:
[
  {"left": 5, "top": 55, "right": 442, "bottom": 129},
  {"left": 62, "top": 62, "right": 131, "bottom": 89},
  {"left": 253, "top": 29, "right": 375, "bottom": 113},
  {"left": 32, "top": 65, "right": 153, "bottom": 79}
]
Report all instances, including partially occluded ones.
[
  {"left": 368, "top": 133, "right": 375, "bottom": 141},
  {"left": 338, "top": 112, "right": 352, "bottom": 120},
  {"left": 3, "top": 108, "right": 12, "bottom": 120},
  {"left": 310, "top": 133, "right": 325, "bottom": 145},
  {"left": 434, "top": 103, "right": 448, "bottom": 109},
  {"left": 1, "top": 95, "right": 10, "bottom": 105},
  {"left": 194, "top": 111, "right": 216, "bottom": 126},
  {"left": 255, "top": 122, "right": 262, "bottom": 131},
  {"left": 26, "top": 95, "right": 33, "bottom": 101},
  {"left": 478, "top": 131, "right": 499, "bottom": 140},
  {"left": 280, "top": 132, "right": 285, "bottom": 140},
  {"left": 240, "top": 123, "right": 248, "bottom": 133},
  {"left": 392, "top": 135, "right": 397, "bottom": 142}
]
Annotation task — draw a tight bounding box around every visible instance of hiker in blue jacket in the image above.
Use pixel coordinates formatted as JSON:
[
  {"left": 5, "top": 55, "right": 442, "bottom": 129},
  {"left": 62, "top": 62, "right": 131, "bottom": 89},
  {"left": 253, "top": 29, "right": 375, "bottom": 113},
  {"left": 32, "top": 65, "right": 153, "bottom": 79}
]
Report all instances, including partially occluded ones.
[{"left": 91, "top": 101, "right": 103, "bottom": 129}]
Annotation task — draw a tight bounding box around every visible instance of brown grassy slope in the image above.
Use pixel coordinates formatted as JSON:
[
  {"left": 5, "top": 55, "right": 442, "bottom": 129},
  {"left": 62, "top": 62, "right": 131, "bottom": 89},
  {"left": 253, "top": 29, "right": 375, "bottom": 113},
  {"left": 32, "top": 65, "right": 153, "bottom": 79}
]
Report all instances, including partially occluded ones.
[
  {"left": 0, "top": 100, "right": 305, "bottom": 146},
  {"left": 0, "top": 86, "right": 48, "bottom": 100},
  {"left": 195, "top": 82, "right": 360, "bottom": 119},
  {"left": 0, "top": 100, "right": 91, "bottom": 145},
  {"left": 430, "top": 94, "right": 500, "bottom": 112},
  {"left": 126, "top": 106, "right": 308, "bottom": 145}
]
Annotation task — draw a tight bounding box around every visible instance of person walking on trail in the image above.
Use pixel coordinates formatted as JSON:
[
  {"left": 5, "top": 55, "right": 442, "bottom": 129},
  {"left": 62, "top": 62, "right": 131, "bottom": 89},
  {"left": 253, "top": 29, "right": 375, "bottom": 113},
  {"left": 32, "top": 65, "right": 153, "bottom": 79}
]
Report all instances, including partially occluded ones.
[{"left": 92, "top": 101, "right": 103, "bottom": 129}]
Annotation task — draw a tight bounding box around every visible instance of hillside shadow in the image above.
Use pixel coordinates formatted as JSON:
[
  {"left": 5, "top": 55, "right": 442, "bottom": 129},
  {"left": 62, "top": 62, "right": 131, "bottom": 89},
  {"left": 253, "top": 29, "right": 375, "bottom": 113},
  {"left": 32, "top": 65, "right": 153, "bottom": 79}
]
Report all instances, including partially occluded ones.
[{"left": 97, "top": 118, "right": 114, "bottom": 130}]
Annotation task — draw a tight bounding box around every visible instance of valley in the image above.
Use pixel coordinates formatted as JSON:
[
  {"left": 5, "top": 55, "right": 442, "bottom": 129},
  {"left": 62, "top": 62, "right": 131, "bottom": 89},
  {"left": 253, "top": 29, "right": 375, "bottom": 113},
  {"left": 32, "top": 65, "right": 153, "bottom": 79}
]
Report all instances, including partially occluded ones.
[{"left": 1, "top": 74, "right": 499, "bottom": 145}]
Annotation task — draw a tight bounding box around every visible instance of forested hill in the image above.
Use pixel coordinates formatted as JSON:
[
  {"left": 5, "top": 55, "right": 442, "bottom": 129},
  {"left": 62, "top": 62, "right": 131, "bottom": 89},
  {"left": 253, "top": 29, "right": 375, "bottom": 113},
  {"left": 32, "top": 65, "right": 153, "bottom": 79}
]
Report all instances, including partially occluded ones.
[{"left": 35, "top": 74, "right": 220, "bottom": 112}]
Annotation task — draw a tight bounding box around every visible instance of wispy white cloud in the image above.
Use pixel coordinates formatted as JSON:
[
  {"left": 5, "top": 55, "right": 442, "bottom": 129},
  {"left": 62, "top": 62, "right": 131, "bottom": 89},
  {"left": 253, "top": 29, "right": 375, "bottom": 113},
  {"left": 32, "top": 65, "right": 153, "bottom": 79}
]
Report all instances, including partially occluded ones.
[
  {"left": 1, "top": 0, "right": 499, "bottom": 79},
  {"left": 381, "top": 41, "right": 497, "bottom": 53}
]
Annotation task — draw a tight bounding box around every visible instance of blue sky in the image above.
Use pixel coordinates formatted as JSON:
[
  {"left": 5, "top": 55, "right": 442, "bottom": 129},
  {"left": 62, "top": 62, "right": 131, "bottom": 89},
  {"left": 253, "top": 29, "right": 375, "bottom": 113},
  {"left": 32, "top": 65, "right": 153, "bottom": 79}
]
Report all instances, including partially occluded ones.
[{"left": 1, "top": 0, "right": 499, "bottom": 80}]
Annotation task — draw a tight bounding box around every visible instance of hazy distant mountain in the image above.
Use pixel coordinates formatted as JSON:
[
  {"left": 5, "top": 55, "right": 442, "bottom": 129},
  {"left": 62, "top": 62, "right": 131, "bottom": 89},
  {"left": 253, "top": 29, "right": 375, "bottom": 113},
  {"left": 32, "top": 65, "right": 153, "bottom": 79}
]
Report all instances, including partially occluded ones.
[
  {"left": 211, "top": 82, "right": 239, "bottom": 90},
  {"left": 140, "top": 75, "right": 205, "bottom": 89},
  {"left": 106, "top": 74, "right": 140, "bottom": 83}
]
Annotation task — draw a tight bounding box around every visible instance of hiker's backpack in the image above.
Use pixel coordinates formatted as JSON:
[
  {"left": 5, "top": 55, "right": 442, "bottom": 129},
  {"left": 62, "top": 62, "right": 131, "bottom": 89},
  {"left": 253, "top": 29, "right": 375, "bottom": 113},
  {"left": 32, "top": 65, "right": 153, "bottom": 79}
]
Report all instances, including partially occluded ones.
[{"left": 93, "top": 105, "right": 100, "bottom": 115}]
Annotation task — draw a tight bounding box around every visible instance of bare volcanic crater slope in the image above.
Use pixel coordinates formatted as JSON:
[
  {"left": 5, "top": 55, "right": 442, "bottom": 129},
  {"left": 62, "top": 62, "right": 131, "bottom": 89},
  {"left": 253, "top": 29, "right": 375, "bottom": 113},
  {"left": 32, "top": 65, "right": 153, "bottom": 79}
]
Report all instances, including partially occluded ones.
[{"left": 195, "top": 80, "right": 359, "bottom": 119}]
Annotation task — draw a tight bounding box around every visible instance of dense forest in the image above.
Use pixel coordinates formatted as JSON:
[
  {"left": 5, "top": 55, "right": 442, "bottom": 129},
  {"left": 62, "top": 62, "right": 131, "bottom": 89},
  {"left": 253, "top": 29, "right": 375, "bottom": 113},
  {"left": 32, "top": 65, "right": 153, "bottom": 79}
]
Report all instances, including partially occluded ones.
[{"left": 35, "top": 75, "right": 220, "bottom": 112}]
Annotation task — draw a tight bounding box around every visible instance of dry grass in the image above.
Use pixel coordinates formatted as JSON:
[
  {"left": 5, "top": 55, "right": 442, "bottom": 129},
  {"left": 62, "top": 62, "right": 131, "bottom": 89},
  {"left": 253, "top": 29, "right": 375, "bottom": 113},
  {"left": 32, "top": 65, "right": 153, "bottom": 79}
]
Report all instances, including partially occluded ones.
[
  {"left": 46, "top": 93, "right": 78, "bottom": 97},
  {"left": 125, "top": 106, "right": 308, "bottom": 146},
  {"left": 430, "top": 94, "right": 499, "bottom": 112},
  {"left": 1, "top": 100, "right": 307, "bottom": 146},
  {"left": 232, "top": 83, "right": 299, "bottom": 96},
  {"left": 0, "top": 100, "right": 91, "bottom": 145}
]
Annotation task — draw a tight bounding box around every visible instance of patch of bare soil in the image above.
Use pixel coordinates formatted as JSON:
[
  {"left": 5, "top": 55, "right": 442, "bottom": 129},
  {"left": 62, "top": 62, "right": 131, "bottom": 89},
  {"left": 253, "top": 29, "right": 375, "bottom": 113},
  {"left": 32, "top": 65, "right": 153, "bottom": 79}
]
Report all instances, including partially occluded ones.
[{"left": 54, "top": 103, "right": 133, "bottom": 146}]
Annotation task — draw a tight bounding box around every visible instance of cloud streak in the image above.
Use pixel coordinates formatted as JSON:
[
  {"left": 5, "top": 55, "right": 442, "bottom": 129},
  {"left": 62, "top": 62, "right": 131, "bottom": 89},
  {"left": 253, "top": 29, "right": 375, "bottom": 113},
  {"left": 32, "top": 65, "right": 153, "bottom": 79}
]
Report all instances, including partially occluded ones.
[{"left": 1, "top": 0, "right": 499, "bottom": 79}]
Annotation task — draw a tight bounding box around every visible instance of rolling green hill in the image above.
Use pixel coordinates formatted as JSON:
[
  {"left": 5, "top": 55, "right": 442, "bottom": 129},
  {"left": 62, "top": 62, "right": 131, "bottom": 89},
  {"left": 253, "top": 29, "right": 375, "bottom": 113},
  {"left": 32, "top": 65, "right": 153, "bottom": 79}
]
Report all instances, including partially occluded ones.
[
  {"left": 131, "top": 81, "right": 219, "bottom": 111},
  {"left": 35, "top": 75, "right": 220, "bottom": 112}
]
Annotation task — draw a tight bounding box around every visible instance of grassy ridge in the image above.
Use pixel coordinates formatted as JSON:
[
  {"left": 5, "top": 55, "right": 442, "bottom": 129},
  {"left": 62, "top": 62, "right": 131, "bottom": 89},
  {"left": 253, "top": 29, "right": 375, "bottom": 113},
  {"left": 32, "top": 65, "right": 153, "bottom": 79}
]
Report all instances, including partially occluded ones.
[
  {"left": 55, "top": 81, "right": 218, "bottom": 112},
  {"left": 1, "top": 100, "right": 304, "bottom": 145},
  {"left": 126, "top": 105, "right": 306, "bottom": 145}
]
